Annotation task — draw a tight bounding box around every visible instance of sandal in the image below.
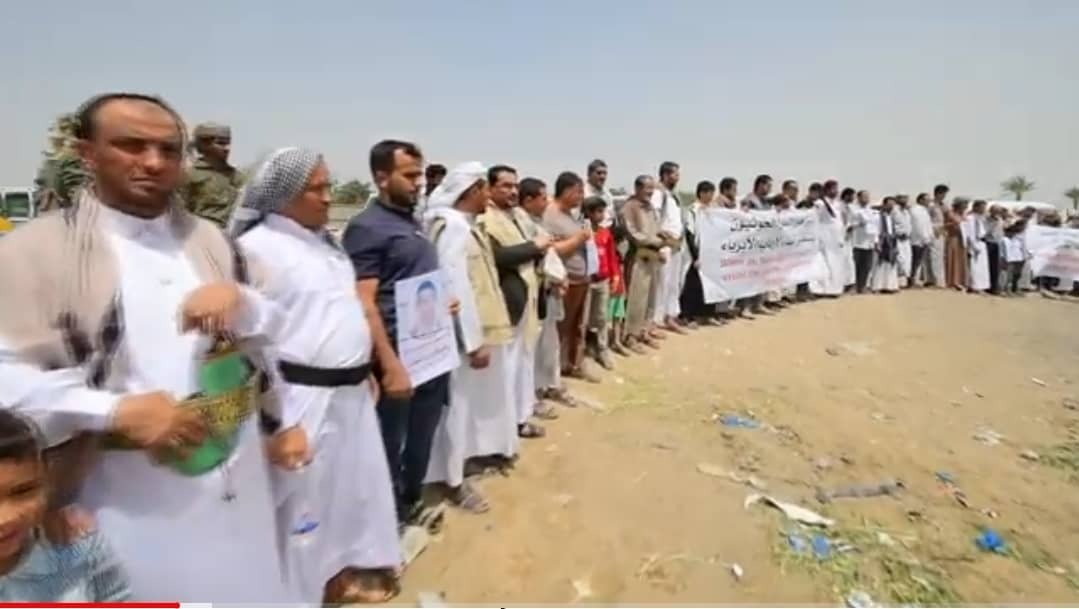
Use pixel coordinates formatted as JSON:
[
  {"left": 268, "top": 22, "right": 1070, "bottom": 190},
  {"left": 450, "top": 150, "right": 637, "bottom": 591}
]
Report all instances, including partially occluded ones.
[
  {"left": 548, "top": 388, "right": 581, "bottom": 408},
  {"left": 451, "top": 482, "right": 490, "bottom": 514},
  {"left": 518, "top": 421, "right": 546, "bottom": 439},
  {"left": 324, "top": 567, "right": 400, "bottom": 605},
  {"left": 533, "top": 401, "right": 559, "bottom": 420}
]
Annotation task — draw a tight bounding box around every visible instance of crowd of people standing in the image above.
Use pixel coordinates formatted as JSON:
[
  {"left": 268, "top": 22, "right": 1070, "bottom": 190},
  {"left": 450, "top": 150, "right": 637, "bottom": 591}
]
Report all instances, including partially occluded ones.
[{"left": 0, "top": 91, "right": 1072, "bottom": 605}]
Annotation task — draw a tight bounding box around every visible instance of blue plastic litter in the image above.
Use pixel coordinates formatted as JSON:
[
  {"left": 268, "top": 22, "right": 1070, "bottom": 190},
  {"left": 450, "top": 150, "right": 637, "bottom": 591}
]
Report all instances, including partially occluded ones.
[
  {"left": 720, "top": 414, "right": 760, "bottom": 429},
  {"left": 935, "top": 471, "right": 956, "bottom": 485},
  {"left": 812, "top": 534, "right": 833, "bottom": 559},
  {"left": 975, "top": 528, "right": 1006, "bottom": 554},
  {"left": 788, "top": 532, "right": 833, "bottom": 560},
  {"left": 788, "top": 532, "right": 810, "bottom": 554}
]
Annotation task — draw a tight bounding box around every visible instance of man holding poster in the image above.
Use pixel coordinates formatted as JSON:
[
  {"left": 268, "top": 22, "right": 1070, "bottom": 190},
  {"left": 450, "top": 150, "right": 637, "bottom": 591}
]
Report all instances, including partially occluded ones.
[{"left": 344, "top": 140, "right": 453, "bottom": 527}]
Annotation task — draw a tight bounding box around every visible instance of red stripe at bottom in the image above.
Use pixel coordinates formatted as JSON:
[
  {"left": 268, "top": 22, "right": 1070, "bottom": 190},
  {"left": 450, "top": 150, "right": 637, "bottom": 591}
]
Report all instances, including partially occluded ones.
[{"left": 0, "top": 604, "right": 181, "bottom": 608}]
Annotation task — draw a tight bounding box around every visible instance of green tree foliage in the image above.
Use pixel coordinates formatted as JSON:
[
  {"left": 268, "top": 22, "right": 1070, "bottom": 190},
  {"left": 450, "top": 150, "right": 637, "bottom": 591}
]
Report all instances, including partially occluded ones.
[
  {"left": 332, "top": 180, "right": 372, "bottom": 207},
  {"left": 1064, "top": 187, "right": 1079, "bottom": 210},
  {"left": 1001, "top": 175, "right": 1035, "bottom": 200}
]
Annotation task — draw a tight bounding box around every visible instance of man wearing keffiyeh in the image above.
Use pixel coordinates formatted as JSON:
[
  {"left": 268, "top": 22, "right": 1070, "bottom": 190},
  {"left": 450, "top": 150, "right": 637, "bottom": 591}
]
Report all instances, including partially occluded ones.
[
  {"left": 421, "top": 162, "right": 517, "bottom": 513},
  {"left": 0, "top": 92, "right": 297, "bottom": 603},
  {"left": 235, "top": 148, "right": 402, "bottom": 604}
]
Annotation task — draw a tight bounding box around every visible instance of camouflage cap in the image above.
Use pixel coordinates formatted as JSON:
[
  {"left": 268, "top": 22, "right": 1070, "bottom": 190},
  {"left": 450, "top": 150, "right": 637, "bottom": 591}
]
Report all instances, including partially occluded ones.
[{"left": 192, "top": 122, "right": 231, "bottom": 140}]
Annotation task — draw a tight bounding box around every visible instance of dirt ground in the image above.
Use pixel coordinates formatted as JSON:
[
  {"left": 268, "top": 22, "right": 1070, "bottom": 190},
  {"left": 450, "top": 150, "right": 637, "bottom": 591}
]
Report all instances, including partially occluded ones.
[{"left": 397, "top": 290, "right": 1079, "bottom": 606}]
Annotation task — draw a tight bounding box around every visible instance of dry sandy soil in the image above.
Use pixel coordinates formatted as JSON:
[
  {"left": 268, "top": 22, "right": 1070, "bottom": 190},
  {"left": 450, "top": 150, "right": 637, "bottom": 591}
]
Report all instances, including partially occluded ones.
[{"left": 397, "top": 290, "right": 1079, "bottom": 606}]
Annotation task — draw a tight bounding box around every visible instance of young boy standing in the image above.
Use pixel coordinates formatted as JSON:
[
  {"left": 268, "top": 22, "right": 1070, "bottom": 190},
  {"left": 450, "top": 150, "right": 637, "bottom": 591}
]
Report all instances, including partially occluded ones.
[{"left": 583, "top": 196, "right": 621, "bottom": 368}]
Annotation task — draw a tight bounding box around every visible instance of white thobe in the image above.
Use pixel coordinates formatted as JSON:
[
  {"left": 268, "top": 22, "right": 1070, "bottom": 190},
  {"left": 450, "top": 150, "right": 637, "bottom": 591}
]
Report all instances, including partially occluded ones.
[
  {"left": 833, "top": 198, "right": 856, "bottom": 287},
  {"left": 239, "top": 215, "right": 400, "bottom": 604},
  {"left": 910, "top": 205, "right": 933, "bottom": 247},
  {"left": 0, "top": 207, "right": 296, "bottom": 604},
  {"left": 965, "top": 213, "right": 991, "bottom": 291},
  {"left": 850, "top": 206, "right": 879, "bottom": 250},
  {"left": 425, "top": 209, "right": 517, "bottom": 488},
  {"left": 651, "top": 187, "right": 686, "bottom": 320},
  {"left": 810, "top": 199, "right": 847, "bottom": 296}
]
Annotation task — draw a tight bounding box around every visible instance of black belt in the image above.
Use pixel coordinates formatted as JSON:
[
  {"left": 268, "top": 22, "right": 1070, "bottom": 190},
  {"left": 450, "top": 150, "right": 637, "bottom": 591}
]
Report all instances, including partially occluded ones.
[{"left": 277, "top": 360, "right": 372, "bottom": 388}]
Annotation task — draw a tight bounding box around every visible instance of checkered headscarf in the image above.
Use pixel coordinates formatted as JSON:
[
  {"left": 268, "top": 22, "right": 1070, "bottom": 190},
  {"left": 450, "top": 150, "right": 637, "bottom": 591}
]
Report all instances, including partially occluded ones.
[{"left": 228, "top": 147, "right": 322, "bottom": 237}]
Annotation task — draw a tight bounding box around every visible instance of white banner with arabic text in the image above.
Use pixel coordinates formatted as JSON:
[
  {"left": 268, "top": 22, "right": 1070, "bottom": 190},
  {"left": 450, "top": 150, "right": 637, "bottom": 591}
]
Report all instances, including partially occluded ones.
[
  {"left": 1027, "top": 224, "right": 1079, "bottom": 283},
  {"left": 697, "top": 208, "right": 822, "bottom": 302}
]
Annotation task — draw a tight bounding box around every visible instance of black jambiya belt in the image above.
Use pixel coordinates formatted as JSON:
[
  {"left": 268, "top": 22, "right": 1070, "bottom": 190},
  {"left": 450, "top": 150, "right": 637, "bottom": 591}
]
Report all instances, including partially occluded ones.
[{"left": 277, "top": 360, "right": 372, "bottom": 387}]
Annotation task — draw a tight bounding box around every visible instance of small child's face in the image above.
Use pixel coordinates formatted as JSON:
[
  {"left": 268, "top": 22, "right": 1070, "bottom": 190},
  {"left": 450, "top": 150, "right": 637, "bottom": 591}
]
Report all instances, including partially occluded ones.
[
  {"left": 0, "top": 458, "right": 46, "bottom": 564},
  {"left": 588, "top": 207, "right": 606, "bottom": 225}
]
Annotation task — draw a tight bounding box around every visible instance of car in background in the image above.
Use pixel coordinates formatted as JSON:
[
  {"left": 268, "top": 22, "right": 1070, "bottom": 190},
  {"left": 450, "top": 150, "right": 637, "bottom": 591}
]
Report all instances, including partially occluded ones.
[{"left": 0, "top": 187, "right": 36, "bottom": 235}]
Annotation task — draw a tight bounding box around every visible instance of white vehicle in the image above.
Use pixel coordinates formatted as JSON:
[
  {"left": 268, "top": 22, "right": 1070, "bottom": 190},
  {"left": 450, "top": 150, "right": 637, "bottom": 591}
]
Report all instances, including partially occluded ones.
[{"left": 988, "top": 200, "right": 1057, "bottom": 213}]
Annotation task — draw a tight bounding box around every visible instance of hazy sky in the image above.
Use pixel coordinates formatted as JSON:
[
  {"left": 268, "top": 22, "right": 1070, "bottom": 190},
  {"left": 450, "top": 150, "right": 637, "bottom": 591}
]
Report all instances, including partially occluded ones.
[{"left": 3, "top": 0, "right": 1078, "bottom": 205}]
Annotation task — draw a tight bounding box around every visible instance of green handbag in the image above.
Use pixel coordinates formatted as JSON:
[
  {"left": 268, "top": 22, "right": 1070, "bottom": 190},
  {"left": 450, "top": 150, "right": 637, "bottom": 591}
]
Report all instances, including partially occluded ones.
[{"left": 103, "top": 342, "right": 258, "bottom": 476}]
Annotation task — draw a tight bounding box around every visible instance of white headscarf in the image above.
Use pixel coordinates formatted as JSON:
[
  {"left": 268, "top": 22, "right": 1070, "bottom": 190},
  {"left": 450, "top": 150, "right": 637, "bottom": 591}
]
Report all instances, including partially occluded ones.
[
  {"left": 425, "top": 161, "right": 486, "bottom": 211},
  {"left": 228, "top": 147, "right": 322, "bottom": 237}
]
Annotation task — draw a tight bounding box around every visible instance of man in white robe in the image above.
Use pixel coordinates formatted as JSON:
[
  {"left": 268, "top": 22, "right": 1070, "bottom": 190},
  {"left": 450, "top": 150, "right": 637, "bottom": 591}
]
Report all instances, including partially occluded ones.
[
  {"left": 423, "top": 163, "right": 516, "bottom": 513},
  {"left": 234, "top": 148, "right": 400, "bottom": 604},
  {"left": 0, "top": 93, "right": 296, "bottom": 603},
  {"left": 810, "top": 190, "right": 846, "bottom": 297},
  {"left": 893, "top": 195, "right": 914, "bottom": 286},
  {"left": 824, "top": 181, "right": 855, "bottom": 291},
  {"left": 966, "top": 199, "right": 991, "bottom": 292},
  {"left": 651, "top": 161, "right": 690, "bottom": 332},
  {"left": 849, "top": 190, "right": 879, "bottom": 293},
  {"left": 927, "top": 184, "right": 950, "bottom": 287}
]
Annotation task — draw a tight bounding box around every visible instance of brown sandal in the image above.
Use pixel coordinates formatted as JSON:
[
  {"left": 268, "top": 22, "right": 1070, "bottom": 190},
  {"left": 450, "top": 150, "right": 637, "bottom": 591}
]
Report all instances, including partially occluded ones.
[
  {"left": 518, "top": 421, "right": 546, "bottom": 439},
  {"left": 323, "top": 567, "right": 400, "bottom": 605}
]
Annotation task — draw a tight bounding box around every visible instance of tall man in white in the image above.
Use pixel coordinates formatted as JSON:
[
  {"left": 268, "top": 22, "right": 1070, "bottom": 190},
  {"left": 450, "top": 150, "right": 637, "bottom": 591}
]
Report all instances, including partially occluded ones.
[
  {"left": 423, "top": 162, "right": 516, "bottom": 512},
  {"left": 0, "top": 93, "right": 296, "bottom": 603},
  {"left": 651, "top": 161, "right": 689, "bottom": 333},
  {"left": 233, "top": 148, "right": 401, "bottom": 604}
]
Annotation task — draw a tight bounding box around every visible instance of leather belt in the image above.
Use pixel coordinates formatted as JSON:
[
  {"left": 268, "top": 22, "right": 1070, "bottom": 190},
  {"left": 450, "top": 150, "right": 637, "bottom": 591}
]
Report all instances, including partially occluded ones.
[{"left": 278, "top": 360, "right": 372, "bottom": 388}]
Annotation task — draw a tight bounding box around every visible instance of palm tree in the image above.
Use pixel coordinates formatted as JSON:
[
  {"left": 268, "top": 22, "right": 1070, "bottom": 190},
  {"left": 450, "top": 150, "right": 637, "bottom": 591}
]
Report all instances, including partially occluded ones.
[
  {"left": 1001, "top": 175, "right": 1035, "bottom": 200},
  {"left": 1065, "top": 187, "right": 1079, "bottom": 211}
]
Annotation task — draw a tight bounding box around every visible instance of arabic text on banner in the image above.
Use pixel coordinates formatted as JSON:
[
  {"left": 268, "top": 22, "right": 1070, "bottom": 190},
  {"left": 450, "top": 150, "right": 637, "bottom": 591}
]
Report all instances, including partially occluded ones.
[
  {"left": 1027, "top": 224, "right": 1079, "bottom": 283},
  {"left": 697, "top": 208, "right": 822, "bottom": 302},
  {"left": 394, "top": 269, "right": 461, "bottom": 387}
]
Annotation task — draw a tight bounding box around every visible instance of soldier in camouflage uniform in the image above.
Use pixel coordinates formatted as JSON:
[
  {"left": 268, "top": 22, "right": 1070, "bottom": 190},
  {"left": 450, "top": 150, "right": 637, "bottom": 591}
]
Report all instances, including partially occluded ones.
[
  {"left": 34, "top": 113, "right": 87, "bottom": 212},
  {"left": 179, "top": 122, "right": 244, "bottom": 227}
]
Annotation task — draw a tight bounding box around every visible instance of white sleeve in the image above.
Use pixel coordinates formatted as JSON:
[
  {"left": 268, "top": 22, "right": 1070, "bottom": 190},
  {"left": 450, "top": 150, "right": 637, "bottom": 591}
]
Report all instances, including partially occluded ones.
[
  {"left": 232, "top": 285, "right": 289, "bottom": 346},
  {"left": 233, "top": 241, "right": 315, "bottom": 432},
  {"left": 0, "top": 339, "right": 121, "bottom": 446},
  {"left": 436, "top": 222, "right": 484, "bottom": 354}
]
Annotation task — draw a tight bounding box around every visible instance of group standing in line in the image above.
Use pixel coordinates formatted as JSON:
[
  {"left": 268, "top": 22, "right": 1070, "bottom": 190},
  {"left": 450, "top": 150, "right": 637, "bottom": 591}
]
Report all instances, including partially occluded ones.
[{"left": 1, "top": 91, "right": 1075, "bottom": 605}]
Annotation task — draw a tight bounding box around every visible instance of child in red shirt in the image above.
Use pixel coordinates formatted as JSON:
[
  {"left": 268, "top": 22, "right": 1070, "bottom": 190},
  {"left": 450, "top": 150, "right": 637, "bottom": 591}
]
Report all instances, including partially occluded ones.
[{"left": 584, "top": 197, "right": 629, "bottom": 361}]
